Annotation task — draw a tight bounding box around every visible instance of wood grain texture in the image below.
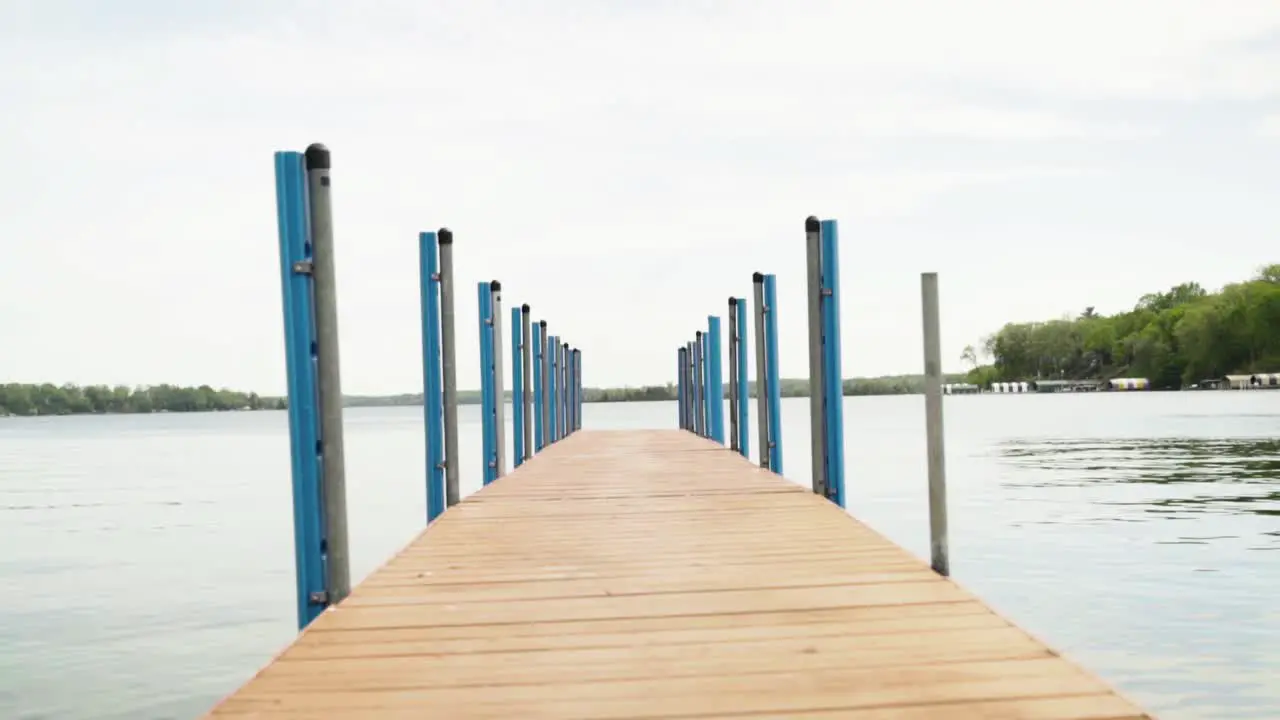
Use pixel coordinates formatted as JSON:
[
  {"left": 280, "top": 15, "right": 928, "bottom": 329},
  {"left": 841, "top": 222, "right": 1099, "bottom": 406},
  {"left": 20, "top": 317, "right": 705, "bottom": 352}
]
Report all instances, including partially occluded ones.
[{"left": 205, "top": 430, "right": 1152, "bottom": 719}]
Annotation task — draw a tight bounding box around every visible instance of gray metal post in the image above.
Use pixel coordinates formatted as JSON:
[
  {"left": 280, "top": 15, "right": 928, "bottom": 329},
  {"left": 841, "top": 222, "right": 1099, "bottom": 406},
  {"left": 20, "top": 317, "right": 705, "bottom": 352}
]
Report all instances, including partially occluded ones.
[
  {"left": 921, "top": 272, "right": 950, "bottom": 577},
  {"left": 490, "top": 281, "right": 506, "bottom": 478},
  {"left": 570, "top": 346, "right": 578, "bottom": 432},
  {"left": 521, "top": 305, "right": 533, "bottom": 460},
  {"left": 685, "top": 341, "right": 696, "bottom": 431},
  {"left": 752, "top": 273, "right": 769, "bottom": 469},
  {"left": 694, "top": 332, "right": 705, "bottom": 436},
  {"left": 438, "top": 229, "right": 460, "bottom": 508},
  {"left": 552, "top": 342, "right": 560, "bottom": 439},
  {"left": 575, "top": 350, "right": 583, "bottom": 430},
  {"left": 677, "top": 347, "right": 685, "bottom": 430},
  {"left": 572, "top": 348, "right": 580, "bottom": 431},
  {"left": 303, "top": 143, "right": 350, "bottom": 605},
  {"left": 561, "top": 342, "right": 570, "bottom": 438},
  {"left": 554, "top": 342, "right": 562, "bottom": 439},
  {"left": 539, "top": 322, "right": 550, "bottom": 444},
  {"left": 804, "top": 216, "right": 827, "bottom": 497},
  {"left": 677, "top": 347, "right": 687, "bottom": 430},
  {"left": 686, "top": 343, "right": 696, "bottom": 430},
  {"left": 555, "top": 342, "right": 564, "bottom": 439},
  {"left": 691, "top": 337, "right": 700, "bottom": 435},
  {"left": 727, "top": 298, "right": 740, "bottom": 451}
]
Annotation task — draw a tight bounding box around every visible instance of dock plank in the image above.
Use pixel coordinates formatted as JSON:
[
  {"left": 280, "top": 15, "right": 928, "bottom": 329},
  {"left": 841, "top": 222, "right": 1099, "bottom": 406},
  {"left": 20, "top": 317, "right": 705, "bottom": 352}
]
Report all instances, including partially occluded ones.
[{"left": 205, "top": 430, "right": 1151, "bottom": 719}]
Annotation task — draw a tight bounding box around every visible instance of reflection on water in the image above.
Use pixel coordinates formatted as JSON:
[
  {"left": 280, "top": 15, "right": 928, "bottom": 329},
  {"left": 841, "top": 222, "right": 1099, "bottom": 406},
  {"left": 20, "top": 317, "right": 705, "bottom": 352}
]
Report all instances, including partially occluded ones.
[
  {"left": 996, "top": 437, "right": 1280, "bottom": 550},
  {"left": 2, "top": 397, "right": 1279, "bottom": 719}
]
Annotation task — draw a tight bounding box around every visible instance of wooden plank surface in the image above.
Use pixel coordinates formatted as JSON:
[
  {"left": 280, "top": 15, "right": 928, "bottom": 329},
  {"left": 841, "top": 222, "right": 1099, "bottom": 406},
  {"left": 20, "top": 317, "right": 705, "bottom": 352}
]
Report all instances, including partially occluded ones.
[{"left": 206, "top": 430, "right": 1152, "bottom": 719}]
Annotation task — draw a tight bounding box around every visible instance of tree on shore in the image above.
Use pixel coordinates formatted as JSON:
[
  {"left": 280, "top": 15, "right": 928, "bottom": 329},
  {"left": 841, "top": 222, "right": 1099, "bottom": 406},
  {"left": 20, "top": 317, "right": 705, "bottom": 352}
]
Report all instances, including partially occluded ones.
[
  {"left": 970, "top": 265, "right": 1280, "bottom": 389},
  {"left": 0, "top": 383, "right": 266, "bottom": 417}
]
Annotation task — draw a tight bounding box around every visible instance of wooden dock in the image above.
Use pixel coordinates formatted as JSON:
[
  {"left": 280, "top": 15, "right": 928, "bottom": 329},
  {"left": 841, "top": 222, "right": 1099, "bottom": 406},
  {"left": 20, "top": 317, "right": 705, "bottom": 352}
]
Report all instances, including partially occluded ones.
[{"left": 206, "top": 430, "right": 1151, "bottom": 719}]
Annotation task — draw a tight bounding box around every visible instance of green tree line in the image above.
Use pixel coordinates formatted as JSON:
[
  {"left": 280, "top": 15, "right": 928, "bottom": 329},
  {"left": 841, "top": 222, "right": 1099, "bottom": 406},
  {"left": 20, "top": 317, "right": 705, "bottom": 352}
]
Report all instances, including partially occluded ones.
[
  {"left": 2, "top": 372, "right": 971, "bottom": 417},
  {"left": 0, "top": 368, "right": 980, "bottom": 419},
  {"left": 967, "top": 264, "right": 1280, "bottom": 389},
  {"left": 575, "top": 374, "right": 969, "bottom": 401},
  {"left": 575, "top": 377, "right": 963, "bottom": 402},
  {"left": 0, "top": 383, "right": 272, "bottom": 417}
]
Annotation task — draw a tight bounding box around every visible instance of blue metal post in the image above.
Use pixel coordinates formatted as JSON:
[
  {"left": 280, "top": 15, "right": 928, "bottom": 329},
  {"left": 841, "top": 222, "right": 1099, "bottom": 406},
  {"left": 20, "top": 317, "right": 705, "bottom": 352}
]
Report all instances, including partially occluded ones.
[
  {"left": 548, "top": 335, "right": 559, "bottom": 443},
  {"left": 419, "top": 232, "right": 445, "bottom": 523},
  {"left": 511, "top": 306, "right": 525, "bottom": 466},
  {"left": 820, "top": 220, "right": 847, "bottom": 508},
  {"left": 540, "top": 322, "right": 550, "bottom": 446},
  {"left": 763, "top": 274, "right": 784, "bottom": 474},
  {"left": 477, "top": 282, "right": 496, "bottom": 484},
  {"left": 707, "top": 316, "right": 725, "bottom": 444},
  {"left": 735, "top": 298, "right": 750, "bottom": 457},
  {"left": 520, "top": 306, "right": 533, "bottom": 463},
  {"left": 273, "top": 151, "right": 327, "bottom": 630},
  {"left": 532, "top": 319, "right": 544, "bottom": 452}
]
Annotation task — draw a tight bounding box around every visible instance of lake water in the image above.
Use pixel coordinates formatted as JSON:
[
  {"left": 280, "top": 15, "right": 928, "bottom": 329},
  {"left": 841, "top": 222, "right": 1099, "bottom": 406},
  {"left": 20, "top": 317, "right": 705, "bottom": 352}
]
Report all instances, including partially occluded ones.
[{"left": 1, "top": 393, "right": 1277, "bottom": 719}]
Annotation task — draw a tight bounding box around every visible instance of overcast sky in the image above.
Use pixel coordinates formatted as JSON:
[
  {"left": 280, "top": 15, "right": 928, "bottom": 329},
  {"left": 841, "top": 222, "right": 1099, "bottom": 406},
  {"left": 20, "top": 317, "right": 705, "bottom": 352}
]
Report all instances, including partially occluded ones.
[{"left": 4, "top": 1, "right": 1280, "bottom": 394}]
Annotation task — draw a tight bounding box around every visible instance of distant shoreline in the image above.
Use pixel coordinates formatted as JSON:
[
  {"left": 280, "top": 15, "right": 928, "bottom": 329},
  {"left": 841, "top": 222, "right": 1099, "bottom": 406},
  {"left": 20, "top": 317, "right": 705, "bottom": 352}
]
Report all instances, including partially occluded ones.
[
  {"left": 2, "top": 375, "right": 969, "bottom": 417},
  {"left": 0, "top": 383, "right": 273, "bottom": 418},
  {"left": 2, "top": 373, "right": 1232, "bottom": 417},
  {"left": 338, "top": 373, "right": 975, "bottom": 407}
]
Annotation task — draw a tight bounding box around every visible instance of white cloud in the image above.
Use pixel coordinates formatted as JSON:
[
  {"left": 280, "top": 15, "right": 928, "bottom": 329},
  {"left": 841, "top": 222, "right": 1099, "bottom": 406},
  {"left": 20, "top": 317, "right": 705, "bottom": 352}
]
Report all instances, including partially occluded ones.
[
  {"left": 254, "top": 0, "right": 1280, "bottom": 101},
  {"left": 2, "top": 1, "right": 1280, "bottom": 392},
  {"left": 1256, "top": 115, "right": 1280, "bottom": 138}
]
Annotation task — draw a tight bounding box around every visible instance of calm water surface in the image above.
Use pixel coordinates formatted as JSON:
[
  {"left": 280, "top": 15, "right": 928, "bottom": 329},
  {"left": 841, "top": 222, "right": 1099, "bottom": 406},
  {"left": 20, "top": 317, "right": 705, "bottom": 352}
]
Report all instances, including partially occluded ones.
[{"left": 1, "top": 393, "right": 1277, "bottom": 719}]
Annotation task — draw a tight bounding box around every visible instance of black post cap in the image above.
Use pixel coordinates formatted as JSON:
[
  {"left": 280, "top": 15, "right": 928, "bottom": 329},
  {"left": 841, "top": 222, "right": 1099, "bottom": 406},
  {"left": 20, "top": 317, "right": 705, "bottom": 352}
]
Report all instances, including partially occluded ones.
[
  {"left": 539, "top": 320, "right": 546, "bottom": 328},
  {"left": 304, "top": 143, "right": 331, "bottom": 170},
  {"left": 563, "top": 342, "right": 569, "bottom": 349},
  {"left": 728, "top": 297, "right": 737, "bottom": 307},
  {"left": 752, "top": 272, "right": 764, "bottom": 283},
  {"left": 437, "top": 227, "right": 453, "bottom": 244},
  {"left": 696, "top": 330, "right": 702, "bottom": 338},
  {"left": 805, "top": 215, "right": 820, "bottom": 232},
  {"left": 490, "top": 280, "right": 501, "bottom": 291},
  {"left": 521, "top": 303, "right": 530, "bottom": 312}
]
